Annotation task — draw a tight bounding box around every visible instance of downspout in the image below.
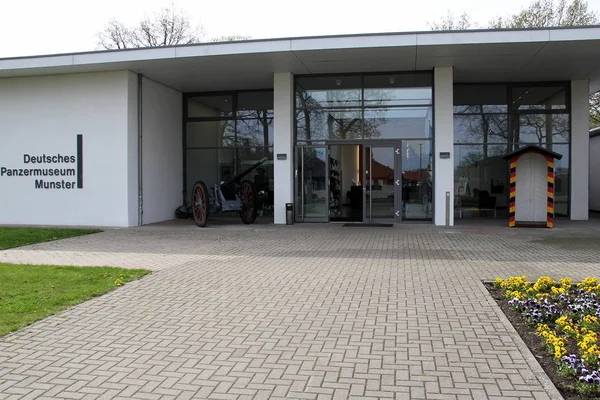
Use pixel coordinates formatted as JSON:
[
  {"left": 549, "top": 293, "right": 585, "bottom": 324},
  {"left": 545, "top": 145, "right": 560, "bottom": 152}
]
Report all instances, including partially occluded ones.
[{"left": 137, "top": 74, "right": 143, "bottom": 226}]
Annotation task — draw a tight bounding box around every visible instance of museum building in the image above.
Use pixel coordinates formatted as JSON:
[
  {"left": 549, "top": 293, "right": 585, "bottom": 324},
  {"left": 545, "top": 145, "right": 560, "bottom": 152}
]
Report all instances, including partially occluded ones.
[{"left": 0, "top": 26, "right": 598, "bottom": 227}]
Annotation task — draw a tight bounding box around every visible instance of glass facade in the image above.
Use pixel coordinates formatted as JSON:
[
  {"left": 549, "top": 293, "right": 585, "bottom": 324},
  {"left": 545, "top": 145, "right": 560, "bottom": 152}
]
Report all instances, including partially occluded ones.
[
  {"left": 454, "top": 83, "right": 571, "bottom": 220},
  {"left": 184, "top": 90, "right": 274, "bottom": 216},
  {"left": 294, "top": 72, "right": 433, "bottom": 222},
  {"left": 296, "top": 73, "right": 433, "bottom": 142}
]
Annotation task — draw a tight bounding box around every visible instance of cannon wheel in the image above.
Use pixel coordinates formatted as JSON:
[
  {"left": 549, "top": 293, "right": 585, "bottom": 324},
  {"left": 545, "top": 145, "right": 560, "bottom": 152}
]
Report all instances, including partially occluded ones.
[
  {"left": 192, "top": 181, "right": 209, "bottom": 227},
  {"left": 239, "top": 180, "right": 258, "bottom": 224}
]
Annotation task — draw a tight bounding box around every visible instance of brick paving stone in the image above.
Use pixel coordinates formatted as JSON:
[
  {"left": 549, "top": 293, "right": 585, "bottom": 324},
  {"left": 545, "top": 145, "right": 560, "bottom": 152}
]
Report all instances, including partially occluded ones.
[{"left": 3, "top": 219, "right": 600, "bottom": 399}]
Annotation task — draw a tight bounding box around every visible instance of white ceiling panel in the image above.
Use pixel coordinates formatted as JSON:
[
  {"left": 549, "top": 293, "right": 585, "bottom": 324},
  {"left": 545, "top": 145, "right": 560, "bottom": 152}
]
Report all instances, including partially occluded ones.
[
  {"left": 417, "top": 41, "right": 545, "bottom": 58},
  {"left": 1, "top": 27, "right": 600, "bottom": 93}
]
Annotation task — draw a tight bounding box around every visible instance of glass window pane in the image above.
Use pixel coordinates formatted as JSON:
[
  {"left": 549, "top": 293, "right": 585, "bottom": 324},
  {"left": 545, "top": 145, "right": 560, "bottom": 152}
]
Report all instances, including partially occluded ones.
[
  {"left": 185, "top": 148, "right": 236, "bottom": 197},
  {"left": 511, "top": 86, "right": 566, "bottom": 111},
  {"left": 237, "top": 147, "right": 273, "bottom": 184},
  {"left": 296, "top": 76, "right": 362, "bottom": 108},
  {"left": 237, "top": 91, "right": 274, "bottom": 118},
  {"left": 364, "top": 74, "right": 432, "bottom": 106},
  {"left": 401, "top": 140, "right": 433, "bottom": 221},
  {"left": 454, "top": 113, "right": 509, "bottom": 144},
  {"left": 187, "top": 95, "right": 233, "bottom": 117},
  {"left": 186, "top": 121, "right": 235, "bottom": 148},
  {"left": 296, "top": 108, "right": 362, "bottom": 140},
  {"left": 364, "top": 107, "right": 433, "bottom": 139},
  {"left": 549, "top": 143, "right": 569, "bottom": 216},
  {"left": 296, "top": 146, "right": 328, "bottom": 219},
  {"left": 237, "top": 115, "right": 273, "bottom": 146},
  {"left": 454, "top": 84, "right": 507, "bottom": 113},
  {"left": 365, "top": 73, "right": 432, "bottom": 89},
  {"left": 514, "top": 113, "right": 570, "bottom": 145},
  {"left": 454, "top": 144, "right": 509, "bottom": 218}
]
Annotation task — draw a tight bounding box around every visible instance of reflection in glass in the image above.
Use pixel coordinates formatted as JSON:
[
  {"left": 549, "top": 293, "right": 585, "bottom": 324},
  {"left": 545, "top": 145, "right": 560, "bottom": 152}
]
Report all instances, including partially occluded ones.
[
  {"left": 514, "top": 113, "right": 570, "bottom": 146},
  {"left": 549, "top": 143, "right": 569, "bottom": 216},
  {"left": 511, "top": 86, "right": 566, "bottom": 110},
  {"left": 364, "top": 87, "right": 432, "bottom": 106},
  {"left": 186, "top": 121, "right": 235, "bottom": 148},
  {"left": 185, "top": 148, "right": 236, "bottom": 195},
  {"left": 296, "top": 76, "right": 362, "bottom": 108},
  {"left": 237, "top": 115, "right": 273, "bottom": 146},
  {"left": 297, "top": 147, "right": 328, "bottom": 220},
  {"left": 296, "top": 108, "right": 362, "bottom": 140},
  {"left": 364, "top": 107, "right": 433, "bottom": 139},
  {"left": 453, "top": 113, "right": 508, "bottom": 144},
  {"left": 328, "top": 145, "right": 362, "bottom": 222},
  {"left": 454, "top": 144, "right": 508, "bottom": 219},
  {"left": 365, "top": 146, "right": 396, "bottom": 220},
  {"left": 187, "top": 95, "right": 233, "bottom": 118},
  {"left": 238, "top": 147, "right": 274, "bottom": 215},
  {"left": 401, "top": 141, "right": 432, "bottom": 221}
]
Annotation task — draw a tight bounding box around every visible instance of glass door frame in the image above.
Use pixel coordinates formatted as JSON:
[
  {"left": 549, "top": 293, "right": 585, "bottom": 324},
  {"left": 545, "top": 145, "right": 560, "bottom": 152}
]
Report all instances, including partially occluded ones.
[
  {"left": 295, "top": 144, "right": 329, "bottom": 222},
  {"left": 295, "top": 140, "right": 429, "bottom": 224},
  {"left": 362, "top": 142, "right": 402, "bottom": 223}
]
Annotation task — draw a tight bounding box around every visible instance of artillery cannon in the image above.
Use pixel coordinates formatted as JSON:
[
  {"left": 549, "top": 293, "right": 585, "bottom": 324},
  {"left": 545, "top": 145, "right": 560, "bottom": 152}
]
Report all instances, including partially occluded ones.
[{"left": 191, "top": 157, "right": 268, "bottom": 227}]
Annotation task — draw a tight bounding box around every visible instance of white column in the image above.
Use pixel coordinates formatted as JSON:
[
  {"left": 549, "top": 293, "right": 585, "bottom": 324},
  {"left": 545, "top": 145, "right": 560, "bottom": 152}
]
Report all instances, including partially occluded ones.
[
  {"left": 570, "top": 80, "right": 590, "bottom": 220},
  {"left": 433, "top": 67, "right": 454, "bottom": 226},
  {"left": 273, "top": 72, "right": 294, "bottom": 224}
]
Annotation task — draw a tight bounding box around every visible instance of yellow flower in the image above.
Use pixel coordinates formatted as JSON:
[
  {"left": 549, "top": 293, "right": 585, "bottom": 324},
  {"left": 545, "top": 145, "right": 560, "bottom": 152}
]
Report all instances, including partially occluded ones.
[
  {"left": 559, "top": 278, "right": 572, "bottom": 288},
  {"left": 533, "top": 276, "right": 555, "bottom": 292},
  {"left": 583, "top": 315, "right": 598, "bottom": 325},
  {"left": 551, "top": 286, "right": 565, "bottom": 295},
  {"left": 555, "top": 316, "right": 568, "bottom": 326},
  {"left": 578, "top": 277, "right": 600, "bottom": 292}
]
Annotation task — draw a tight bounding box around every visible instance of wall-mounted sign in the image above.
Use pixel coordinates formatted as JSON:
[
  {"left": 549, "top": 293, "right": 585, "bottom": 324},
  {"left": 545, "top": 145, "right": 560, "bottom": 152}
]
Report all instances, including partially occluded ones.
[
  {"left": 0, "top": 134, "right": 83, "bottom": 190},
  {"left": 277, "top": 153, "right": 287, "bottom": 160},
  {"left": 439, "top": 152, "right": 450, "bottom": 159}
]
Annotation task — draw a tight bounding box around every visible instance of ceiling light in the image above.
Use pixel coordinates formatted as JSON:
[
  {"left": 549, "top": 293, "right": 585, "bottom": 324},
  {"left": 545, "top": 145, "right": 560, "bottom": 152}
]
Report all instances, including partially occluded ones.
[
  {"left": 388, "top": 77, "right": 396, "bottom": 84},
  {"left": 335, "top": 79, "right": 342, "bottom": 86}
]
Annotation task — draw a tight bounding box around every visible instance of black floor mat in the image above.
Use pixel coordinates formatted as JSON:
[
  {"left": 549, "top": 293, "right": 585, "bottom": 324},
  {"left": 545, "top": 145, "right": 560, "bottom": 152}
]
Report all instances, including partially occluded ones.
[{"left": 342, "top": 223, "right": 394, "bottom": 227}]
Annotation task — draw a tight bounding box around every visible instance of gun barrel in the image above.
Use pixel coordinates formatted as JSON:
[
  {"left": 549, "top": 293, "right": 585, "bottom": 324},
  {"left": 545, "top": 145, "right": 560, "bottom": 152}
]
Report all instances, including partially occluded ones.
[{"left": 221, "top": 157, "right": 268, "bottom": 188}]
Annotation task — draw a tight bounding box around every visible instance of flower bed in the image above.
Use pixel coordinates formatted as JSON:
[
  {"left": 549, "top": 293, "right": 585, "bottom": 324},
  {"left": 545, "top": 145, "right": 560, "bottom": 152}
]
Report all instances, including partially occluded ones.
[{"left": 493, "top": 276, "right": 600, "bottom": 399}]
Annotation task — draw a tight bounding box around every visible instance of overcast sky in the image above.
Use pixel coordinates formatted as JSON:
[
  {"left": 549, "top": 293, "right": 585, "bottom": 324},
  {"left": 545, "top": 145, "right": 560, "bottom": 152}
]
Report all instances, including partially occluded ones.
[{"left": 2, "top": 0, "right": 600, "bottom": 58}]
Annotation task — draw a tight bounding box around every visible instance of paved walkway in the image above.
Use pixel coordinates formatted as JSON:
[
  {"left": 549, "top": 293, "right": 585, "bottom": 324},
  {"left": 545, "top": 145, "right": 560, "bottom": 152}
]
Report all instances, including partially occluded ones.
[{"left": 1, "top": 219, "right": 600, "bottom": 399}]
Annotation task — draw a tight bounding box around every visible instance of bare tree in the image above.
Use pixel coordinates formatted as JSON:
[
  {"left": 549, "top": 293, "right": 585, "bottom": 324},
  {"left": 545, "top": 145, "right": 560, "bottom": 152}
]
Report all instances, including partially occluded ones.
[
  {"left": 591, "top": 91, "right": 600, "bottom": 128},
  {"left": 210, "top": 35, "right": 252, "bottom": 42},
  {"left": 489, "top": 0, "right": 599, "bottom": 28},
  {"left": 97, "top": 5, "right": 204, "bottom": 49},
  {"left": 427, "top": 11, "right": 478, "bottom": 30},
  {"left": 429, "top": 0, "right": 600, "bottom": 129}
]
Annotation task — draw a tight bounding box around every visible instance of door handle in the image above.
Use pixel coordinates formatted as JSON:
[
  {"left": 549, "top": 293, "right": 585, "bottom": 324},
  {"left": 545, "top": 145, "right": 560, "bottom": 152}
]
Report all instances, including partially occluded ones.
[
  {"left": 395, "top": 211, "right": 400, "bottom": 217},
  {"left": 395, "top": 180, "right": 400, "bottom": 186},
  {"left": 395, "top": 149, "right": 400, "bottom": 155}
]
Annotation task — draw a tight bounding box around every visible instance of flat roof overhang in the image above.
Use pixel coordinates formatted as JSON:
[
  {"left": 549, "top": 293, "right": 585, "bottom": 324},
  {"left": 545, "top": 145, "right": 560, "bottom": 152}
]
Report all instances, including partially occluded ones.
[{"left": 0, "top": 26, "right": 600, "bottom": 93}]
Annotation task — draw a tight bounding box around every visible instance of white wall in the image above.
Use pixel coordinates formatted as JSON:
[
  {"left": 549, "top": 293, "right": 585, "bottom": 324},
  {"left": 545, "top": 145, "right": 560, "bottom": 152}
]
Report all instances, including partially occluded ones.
[
  {"left": 127, "top": 72, "right": 139, "bottom": 226},
  {"left": 141, "top": 77, "right": 183, "bottom": 225},
  {"left": 273, "top": 72, "right": 294, "bottom": 224},
  {"left": 591, "top": 135, "right": 600, "bottom": 212},
  {"left": 571, "top": 80, "right": 590, "bottom": 220},
  {"left": 433, "top": 67, "right": 454, "bottom": 226},
  {"left": 0, "top": 71, "right": 138, "bottom": 227}
]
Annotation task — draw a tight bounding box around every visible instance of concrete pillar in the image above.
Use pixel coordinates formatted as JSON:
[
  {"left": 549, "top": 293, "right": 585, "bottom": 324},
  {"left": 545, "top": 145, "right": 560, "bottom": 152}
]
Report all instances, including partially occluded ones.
[
  {"left": 273, "top": 72, "right": 294, "bottom": 224},
  {"left": 433, "top": 67, "right": 454, "bottom": 226},
  {"left": 570, "top": 80, "right": 590, "bottom": 220}
]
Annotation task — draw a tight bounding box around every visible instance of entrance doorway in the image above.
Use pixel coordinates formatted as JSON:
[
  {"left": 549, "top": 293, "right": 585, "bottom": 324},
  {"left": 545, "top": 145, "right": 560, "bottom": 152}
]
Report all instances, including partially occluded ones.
[{"left": 296, "top": 141, "right": 432, "bottom": 223}]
